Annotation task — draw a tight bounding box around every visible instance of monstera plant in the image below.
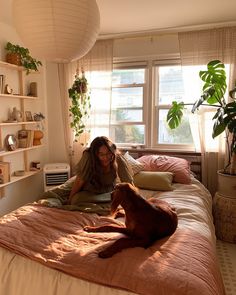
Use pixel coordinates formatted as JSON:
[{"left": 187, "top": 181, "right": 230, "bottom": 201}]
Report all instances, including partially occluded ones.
[
  {"left": 167, "top": 60, "right": 236, "bottom": 175},
  {"left": 68, "top": 70, "right": 91, "bottom": 142}
]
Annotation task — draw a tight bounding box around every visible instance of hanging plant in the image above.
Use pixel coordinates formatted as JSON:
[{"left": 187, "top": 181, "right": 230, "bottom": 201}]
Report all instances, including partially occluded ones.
[{"left": 68, "top": 69, "right": 91, "bottom": 141}]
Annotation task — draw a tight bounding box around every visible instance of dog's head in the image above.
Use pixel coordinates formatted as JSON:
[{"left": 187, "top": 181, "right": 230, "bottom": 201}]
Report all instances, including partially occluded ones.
[{"left": 110, "top": 182, "right": 139, "bottom": 215}]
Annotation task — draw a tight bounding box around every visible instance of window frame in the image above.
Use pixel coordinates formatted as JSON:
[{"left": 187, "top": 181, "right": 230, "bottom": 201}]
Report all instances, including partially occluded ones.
[
  {"left": 111, "top": 62, "right": 148, "bottom": 147},
  {"left": 152, "top": 59, "right": 195, "bottom": 151}
]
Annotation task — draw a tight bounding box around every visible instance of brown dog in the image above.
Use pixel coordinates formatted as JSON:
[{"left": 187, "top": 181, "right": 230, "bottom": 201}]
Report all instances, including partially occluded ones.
[{"left": 84, "top": 182, "right": 178, "bottom": 258}]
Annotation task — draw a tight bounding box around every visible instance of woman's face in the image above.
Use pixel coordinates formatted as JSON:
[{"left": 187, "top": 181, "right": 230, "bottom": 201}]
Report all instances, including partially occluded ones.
[{"left": 97, "top": 145, "right": 113, "bottom": 167}]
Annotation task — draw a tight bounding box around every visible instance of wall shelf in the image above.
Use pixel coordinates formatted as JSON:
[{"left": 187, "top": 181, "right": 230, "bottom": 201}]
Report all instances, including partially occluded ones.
[
  {"left": 0, "top": 121, "right": 38, "bottom": 127},
  {"left": 0, "top": 59, "right": 44, "bottom": 195},
  {"left": 0, "top": 60, "right": 24, "bottom": 71},
  {"left": 0, "top": 145, "right": 44, "bottom": 157},
  {"left": 0, "top": 170, "right": 42, "bottom": 189},
  {"left": 0, "top": 93, "right": 39, "bottom": 100}
]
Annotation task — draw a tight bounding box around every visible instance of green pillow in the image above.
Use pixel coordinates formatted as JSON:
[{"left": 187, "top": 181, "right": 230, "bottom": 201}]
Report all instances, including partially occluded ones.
[{"left": 133, "top": 171, "right": 173, "bottom": 191}]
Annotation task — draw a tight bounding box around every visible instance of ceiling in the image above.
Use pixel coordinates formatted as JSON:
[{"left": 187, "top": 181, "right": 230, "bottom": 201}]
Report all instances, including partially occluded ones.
[
  {"left": 96, "top": 0, "right": 236, "bottom": 37},
  {"left": 1, "top": 0, "right": 236, "bottom": 38}
]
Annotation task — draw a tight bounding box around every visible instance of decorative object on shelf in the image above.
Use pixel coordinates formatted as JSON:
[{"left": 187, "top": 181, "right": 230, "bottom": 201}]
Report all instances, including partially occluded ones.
[
  {"left": 167, "top": 60, "right": 236, "bottom": 176},
  {"left": 31, "top": 161, "right": 41, "bottom": 170},
  {"left": 3, "top": 108, "right": 17, "bottom": 123},
  {"left": 5, "top": 42, "right": 42, "bottom": 74},
  {"left": 17, "top": 129, "right": 34, "bottom": 148},
  {"left": 4, "top": 84, "right": 13, "bottom": 94},
  {"left": 68, "top": 68, "right": 91, "bottom": 142},
  {"left": 33, "top": 112, "right": 45, "bottom": 121},
  {"left": 25, "top": 111, "right": 33, "bottom": 122},
  {"left": 28, "top": 82, "right": 38, "bottom": 97},
  {"left": 0, "top": 162, "right": 10, "bottom": 183},
  {"left": 33, "top": 112, "right": 45, "bottom": 131},
  {"left": 12, "top": 107, "right": 23, "bottom": 122},
  {"left": 0, "top": 75, "right": 6, "bottom": 94},
  {"left": 33, "top": 130, "right": 44, "bottom": 146},
  {"left": 12, "top": 0, "right": 100, "bottom": 63},
  {"left": 14, "top": 170, "right": 25, "bottom": 176},
  {"left": 5, "top": 134, "right": 18, "bottom": 151}
]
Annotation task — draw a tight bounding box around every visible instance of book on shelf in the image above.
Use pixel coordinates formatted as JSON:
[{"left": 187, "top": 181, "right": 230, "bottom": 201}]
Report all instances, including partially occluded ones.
[
  {"left": 0, "top": 162, "right": 10, "bottom": 184},
  {"left": 17, "top": 129, "right": 35, "bottom": 148},
  {"left": 0, "top": 74, "right": 6, "bottom": 94}
]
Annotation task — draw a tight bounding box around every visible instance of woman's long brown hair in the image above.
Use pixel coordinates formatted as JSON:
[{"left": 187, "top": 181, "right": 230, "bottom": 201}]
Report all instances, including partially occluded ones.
[{"left": 86, "top": 136, "right": 119, "bottom": 186}]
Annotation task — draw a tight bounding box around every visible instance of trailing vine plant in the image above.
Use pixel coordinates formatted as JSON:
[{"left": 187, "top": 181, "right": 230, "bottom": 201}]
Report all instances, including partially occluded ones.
[{"left": 68, "top": 68, "right": 91, "bottom": 142}]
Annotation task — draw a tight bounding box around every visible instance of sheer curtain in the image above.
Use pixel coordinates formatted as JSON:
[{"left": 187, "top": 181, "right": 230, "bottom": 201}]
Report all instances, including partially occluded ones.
[
  {"left": 58, "top": 39, "right": 113, "bottom": 174},
  {"left": 178, "top": 26, "right": 236, "bottom": 195}
]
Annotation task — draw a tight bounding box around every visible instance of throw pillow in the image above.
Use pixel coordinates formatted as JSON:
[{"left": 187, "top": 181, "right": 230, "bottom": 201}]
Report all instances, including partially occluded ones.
[
  {"left": 137, "top": 155, "right": 191, "bottom": 184},
  {"left": 133, "top": 171, "right": 173, "bottom": 191},
  {"left": 123, "top": 151, "right": 144, "bottom": 175}
]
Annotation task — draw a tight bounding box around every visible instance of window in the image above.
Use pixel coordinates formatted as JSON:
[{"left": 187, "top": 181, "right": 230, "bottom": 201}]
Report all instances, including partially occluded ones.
[
  {"left": 89, "top": 60, "right": 229, "bottom": 150},
  {"left": 110, "top": 66, "right": 146, "bottom": 145},
  {"left": 154, "top": 63, "right": 196, "bottom": 149}
]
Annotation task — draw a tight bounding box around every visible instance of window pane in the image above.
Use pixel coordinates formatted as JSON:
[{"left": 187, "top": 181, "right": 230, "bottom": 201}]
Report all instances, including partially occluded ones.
[
  {"left": 110, "top": 125, "right": 144, "bottom": 144},
  {"left": 112, "top": 87, "right": 143, "bottom": 107},
  {"left": 111, "top": 109, "right": 142, "bottom": 122},
  {"left": 158, "top": 66, "right": 184, "bottom": 105},
  {"left": 90, "top": 128, "right": 109, "bottom": 140},
  {"left": 112, "top": 69, "right": 145, "bottom": 85},
  {"left": 158, "top": 109, "right": 193, "bottom": 144}
]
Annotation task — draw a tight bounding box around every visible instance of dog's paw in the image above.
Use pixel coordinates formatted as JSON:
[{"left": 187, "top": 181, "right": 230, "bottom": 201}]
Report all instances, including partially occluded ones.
[{"left": 83, "top": 226, "right": 94, "bottom": 232}]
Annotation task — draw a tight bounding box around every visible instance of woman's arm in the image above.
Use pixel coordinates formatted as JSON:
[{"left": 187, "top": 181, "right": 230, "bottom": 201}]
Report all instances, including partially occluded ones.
[
  {"left": 67, "top": 176, "right": 85, "bottom": 204},
  {"left": 117, "top": 154, "right": 134, "bottom": 184}
]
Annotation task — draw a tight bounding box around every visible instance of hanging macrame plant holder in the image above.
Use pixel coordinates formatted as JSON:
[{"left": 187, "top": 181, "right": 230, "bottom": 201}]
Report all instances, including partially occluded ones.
[{"left": 68, "top": 68, "right": 91, "bottom": 141}]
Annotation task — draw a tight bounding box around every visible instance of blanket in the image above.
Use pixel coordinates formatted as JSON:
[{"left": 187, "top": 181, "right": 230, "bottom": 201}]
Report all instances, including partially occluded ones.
[
  {"left": 0, "top": 203, "right": 225, "bottom": 295},
  {"left": 38, "top": 185, "right": 112, "bottom": 215}
]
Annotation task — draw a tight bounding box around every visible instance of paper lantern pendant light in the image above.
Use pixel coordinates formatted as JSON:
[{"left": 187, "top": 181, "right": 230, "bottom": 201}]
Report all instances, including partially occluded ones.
[{"left": 12, "top": 0, "right": 100, "bottom": 63}]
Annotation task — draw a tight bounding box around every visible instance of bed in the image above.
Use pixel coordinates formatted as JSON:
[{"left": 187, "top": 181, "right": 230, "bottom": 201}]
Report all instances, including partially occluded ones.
[{"left": 0, "top": 150, "right": 225, "bottom": 295}]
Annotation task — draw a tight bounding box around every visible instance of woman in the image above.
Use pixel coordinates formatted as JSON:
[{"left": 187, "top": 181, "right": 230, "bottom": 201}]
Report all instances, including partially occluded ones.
[{"left": 68, "top": 136, "right": 133, "bottom": 205}]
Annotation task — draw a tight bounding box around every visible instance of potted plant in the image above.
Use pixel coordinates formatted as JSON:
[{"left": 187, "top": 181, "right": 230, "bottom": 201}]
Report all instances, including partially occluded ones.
[
  {"left": 68, "top": 69, "right": 91, "bottom": 143},
  {"left": 5, "top": 42, "right": 42, "bottom": 74},
  {"left": 167, "top": 60, "right": 236, "bottom": 178}
]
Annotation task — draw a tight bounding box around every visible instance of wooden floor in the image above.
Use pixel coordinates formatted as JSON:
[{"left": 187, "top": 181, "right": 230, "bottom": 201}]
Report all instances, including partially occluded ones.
[{"left": 216, "top": 240, "right": 236, "bottom": 295}]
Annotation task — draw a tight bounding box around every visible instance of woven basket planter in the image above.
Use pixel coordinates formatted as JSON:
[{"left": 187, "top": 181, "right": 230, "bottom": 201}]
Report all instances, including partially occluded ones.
[{"left": 6, "top": 53, "right": 22, "bottom": 66}]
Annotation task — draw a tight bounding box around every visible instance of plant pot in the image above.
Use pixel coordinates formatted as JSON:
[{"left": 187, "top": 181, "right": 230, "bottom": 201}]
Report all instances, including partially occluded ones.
[
  {"left": 217, "top": 170, "right": 236, "bottom": 199},
  {"left": 213, "top": 170, "right": 236, "bottom": 243},
  {"left": 6, "top": 53, "right": 22, "bottom": 66}
]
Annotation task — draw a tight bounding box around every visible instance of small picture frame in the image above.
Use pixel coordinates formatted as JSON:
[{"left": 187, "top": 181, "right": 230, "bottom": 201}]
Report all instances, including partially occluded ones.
[{"left": 25, "top": 111, "right": 33, "bottom": 121}]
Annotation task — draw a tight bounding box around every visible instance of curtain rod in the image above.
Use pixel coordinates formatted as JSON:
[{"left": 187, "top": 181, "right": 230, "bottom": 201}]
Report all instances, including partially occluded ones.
[{"left": 97, "top": 21, "right": 236, "bottom": 40}]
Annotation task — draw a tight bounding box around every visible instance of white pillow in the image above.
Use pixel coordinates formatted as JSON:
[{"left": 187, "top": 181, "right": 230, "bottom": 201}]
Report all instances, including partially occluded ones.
[{"left": 123, "top": 151, "right": 144, "bottom": 175}]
